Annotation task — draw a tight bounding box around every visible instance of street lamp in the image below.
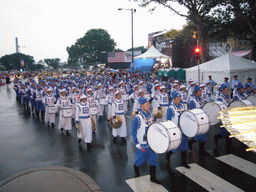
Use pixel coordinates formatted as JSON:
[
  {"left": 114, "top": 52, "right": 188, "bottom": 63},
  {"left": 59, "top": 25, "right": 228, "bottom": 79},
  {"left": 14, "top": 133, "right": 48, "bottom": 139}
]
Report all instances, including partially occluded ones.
[{"left": 118, "top": 8, "right": 136, "bottom": 73}]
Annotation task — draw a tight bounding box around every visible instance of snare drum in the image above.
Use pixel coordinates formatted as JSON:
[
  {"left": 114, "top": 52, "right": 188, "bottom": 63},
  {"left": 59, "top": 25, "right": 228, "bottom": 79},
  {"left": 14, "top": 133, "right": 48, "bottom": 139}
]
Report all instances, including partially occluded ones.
[
  {"left": 62, "top": 107, "right": 73, "bottom": 118},
  {"left": 229, "top": 99, "right": 253, "bottom": 108},
  {"left": 47, "top": 104, "right": 57, "bottom": 114},
  {"left": 179, "top": 109, "right": 210, "bottom": 137},
  {"left": 203, "top": 101, "right": 227, "bottom": 125},
  {"left": 100, "top": 98, "right": 107, "bottom": 105},
  {"left": 147, "top": 121, "right": 182, "bottom": 154},
  {"left": 144, "top": 93, "right": 151, "bottom": 100},
  {"left": 90, "top": 105, "right": 99, "bottom": 115},
  {"left": 121, "top": 94, "right": 129, "bottom": 101},
  {"left": 246, "top": 95, "right": 256, "bottom": 106}
]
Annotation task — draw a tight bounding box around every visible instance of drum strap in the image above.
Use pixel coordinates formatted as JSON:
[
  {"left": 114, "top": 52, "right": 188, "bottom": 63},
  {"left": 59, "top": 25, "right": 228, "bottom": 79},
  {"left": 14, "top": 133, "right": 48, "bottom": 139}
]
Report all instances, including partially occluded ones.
[
  {"left": 170, "top": 104, "right": 185, "bottom": 114},
  {"left": 138, "top": 112, "right": 154, "bottom": 142}
]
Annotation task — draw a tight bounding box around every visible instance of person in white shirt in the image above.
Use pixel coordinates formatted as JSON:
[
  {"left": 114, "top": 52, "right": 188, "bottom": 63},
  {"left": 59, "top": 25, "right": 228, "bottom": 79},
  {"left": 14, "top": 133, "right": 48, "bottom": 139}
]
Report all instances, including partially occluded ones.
[
  {"left": 156, "top": 85, "right": 169, "bottom": 122},
  {"left": 42, "top": 88, "right": 56, "bottom": 126},
  {"left": 56, "top": 89, "right": 73, "bottom": 135},
  {"left": 75, "top": 94, "right": 93, "bottom": 149},
  {"left": 111, "top": 91, "right": 127, "bottom": 145}
]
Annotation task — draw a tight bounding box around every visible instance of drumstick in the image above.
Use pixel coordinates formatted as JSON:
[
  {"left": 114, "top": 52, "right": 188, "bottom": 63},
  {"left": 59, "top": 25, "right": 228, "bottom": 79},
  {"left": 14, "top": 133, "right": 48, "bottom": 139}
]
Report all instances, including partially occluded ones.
[{"left": 139, "top": 147, "right": 145, "bottom": 153}]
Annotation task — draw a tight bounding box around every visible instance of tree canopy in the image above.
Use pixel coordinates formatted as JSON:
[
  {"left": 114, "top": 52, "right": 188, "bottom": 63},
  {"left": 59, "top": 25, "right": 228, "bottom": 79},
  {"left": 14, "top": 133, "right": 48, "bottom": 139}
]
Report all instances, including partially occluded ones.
[
  {"left": 132, "top": 0, "right": 255, "bottom": 60},
  {"left": 44, "top": 58, "right": 60, "bottom": 69},
  {"left": 67, "top": 28, "right": 116, "bottom": 68},
  {"left": 0, "top": 53, "right": 35, "bottom": 70}
]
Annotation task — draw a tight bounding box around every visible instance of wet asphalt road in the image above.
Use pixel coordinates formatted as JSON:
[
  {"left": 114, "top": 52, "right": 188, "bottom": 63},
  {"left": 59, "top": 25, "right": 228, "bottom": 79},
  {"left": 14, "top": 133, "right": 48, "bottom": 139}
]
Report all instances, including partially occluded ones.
[{"left": 1, "top": 82, "right": 256, "bottom": 192}]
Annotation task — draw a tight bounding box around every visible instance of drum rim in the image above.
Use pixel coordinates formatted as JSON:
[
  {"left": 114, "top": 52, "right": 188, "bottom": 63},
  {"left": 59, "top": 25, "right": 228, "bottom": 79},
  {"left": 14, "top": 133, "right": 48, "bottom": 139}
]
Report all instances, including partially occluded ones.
[{"left": 146, "top": 123, "right": 170, "bottom": 154}]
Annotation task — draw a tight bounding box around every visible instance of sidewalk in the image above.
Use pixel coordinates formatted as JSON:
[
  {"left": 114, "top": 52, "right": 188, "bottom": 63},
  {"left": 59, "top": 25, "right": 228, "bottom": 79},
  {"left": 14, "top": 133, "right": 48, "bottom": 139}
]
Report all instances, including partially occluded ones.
[{"left": 0, "top": 166, "right": 101, "bottom": 192}]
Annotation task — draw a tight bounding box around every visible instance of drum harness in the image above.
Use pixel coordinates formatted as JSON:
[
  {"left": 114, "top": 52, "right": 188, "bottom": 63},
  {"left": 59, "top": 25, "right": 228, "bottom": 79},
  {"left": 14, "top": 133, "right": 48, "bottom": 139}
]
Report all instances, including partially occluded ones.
[
  {"left": 170, "top": 103, "right": 185, "bottom": 128},
  {"left": 138, "top": 111, "right": 154, "bottom": 143}
]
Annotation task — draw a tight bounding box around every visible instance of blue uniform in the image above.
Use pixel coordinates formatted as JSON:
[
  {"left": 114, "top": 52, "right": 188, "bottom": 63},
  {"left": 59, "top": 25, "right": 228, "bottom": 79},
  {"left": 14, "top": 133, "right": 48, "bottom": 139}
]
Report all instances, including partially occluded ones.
[{"left": 131, "top": 109, "right": 158, "bottom": 167}]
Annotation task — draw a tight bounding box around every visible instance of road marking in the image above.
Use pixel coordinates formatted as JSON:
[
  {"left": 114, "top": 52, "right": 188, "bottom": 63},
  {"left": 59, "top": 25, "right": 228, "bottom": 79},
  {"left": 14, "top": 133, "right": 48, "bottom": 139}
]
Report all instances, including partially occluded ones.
[
  {"left": 217, "top": 154, "right": 256, "bottom": 178},
  {"left": 125, "top": 175, "right": 168, "bottom": 192},
  {"left": 176, "top": 163, "right": 244, "bottom": 192}
]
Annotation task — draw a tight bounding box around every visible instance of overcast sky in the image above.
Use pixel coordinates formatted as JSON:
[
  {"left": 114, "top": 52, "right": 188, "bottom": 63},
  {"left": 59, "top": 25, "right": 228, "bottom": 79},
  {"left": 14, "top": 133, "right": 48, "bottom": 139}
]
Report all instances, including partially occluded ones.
[{"left": 0, "top": 0, "right": 187, "bottom": 62}]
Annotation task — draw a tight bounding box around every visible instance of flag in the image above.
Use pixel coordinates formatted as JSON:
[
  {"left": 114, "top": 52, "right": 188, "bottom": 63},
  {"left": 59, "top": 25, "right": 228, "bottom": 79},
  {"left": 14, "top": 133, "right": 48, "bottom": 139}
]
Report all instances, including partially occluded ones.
[
  {"left": 107, "top": 52, "right": 124, "bottom": 63},
  {"left": 21, "top": 59, "right": 25, "bottom": 67}
]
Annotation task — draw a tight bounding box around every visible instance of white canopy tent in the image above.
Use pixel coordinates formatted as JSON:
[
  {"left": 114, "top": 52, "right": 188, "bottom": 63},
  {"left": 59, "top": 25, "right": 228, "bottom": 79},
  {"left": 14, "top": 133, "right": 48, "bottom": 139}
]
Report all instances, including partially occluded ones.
[
  {"left": 186, "top": 54, "right": 256, "bottom": 85},
  {"left": 134, "top": 45, "right": 171, "bottom": 59}
]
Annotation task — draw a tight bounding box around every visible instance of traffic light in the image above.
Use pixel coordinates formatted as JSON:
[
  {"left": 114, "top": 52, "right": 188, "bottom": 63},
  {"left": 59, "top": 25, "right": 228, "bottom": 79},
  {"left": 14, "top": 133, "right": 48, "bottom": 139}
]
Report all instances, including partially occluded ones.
[{"left": 194, "top": 47, "right": 200, "bottom": 60}]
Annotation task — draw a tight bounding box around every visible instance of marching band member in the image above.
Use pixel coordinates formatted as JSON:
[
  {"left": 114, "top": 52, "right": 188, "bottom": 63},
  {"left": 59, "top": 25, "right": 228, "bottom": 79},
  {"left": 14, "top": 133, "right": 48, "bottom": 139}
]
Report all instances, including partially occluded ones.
[
  {"left": 70, "top": 87, "right": 80, "bottom": 119},
  {"left": 214, "top": 84, "right": 232, "bottom": 152},
  {"left": 179, "top": 84, "right": 188, "bottom": 104},
  {"left": 94, "top": 84, "right": 106, "bottom": 120},
  {"left": 33, "top": 84, "right": 45, "bottom": 120},
  {"left": 42, "top": 87, "right": 56, "bottom": 126},
  {"left": 133, "top": 89, "right": 144, "bottom": 114},
  {"left": 200, "top": 84, "right": 207, "bottom": 103},
  {"left": 205, "top": 81, "right": 213, "bottom": 102},
  {"left": 151, "top": 83, "right": 160, "bottom": 112},
  {"left": 187, "top": 81, "right": 196, "bottom": 101},
  {"left": 166, "top": 92, "right": 190, "bottom": 168},
  {"left": 28, "top": 81, "right": 36, "bottom": 116},
  {"left": 244, "top": 83, "right": 252, "bottom": 97},
  {"left": 56, "top": 89, "right": 72, "bottom": 135},
  {"left": 118, "top": 81, "right": 128, "bottom": 112},
  {"left": 233, "top": 83, "right": 246, "bottom": 101},
  {"left": 188, "top": 85, "right": 209, "bottom": 156},
  {"left": 20, "top": 84, "right": 29, "bottom": 111},
  {"left": 156, "top": 85, "right": 169, "bottom": 122},
  {"left": 75, "top": 94, "right": 93, "bottom": 149},
  {"left": 111, "top": 91, "right": 127, "bottom": 145},
  {"left": 106, "top": 86, "right": 114, "bottom": 122},
  {"left": 131, "top": 97, "right": 161, "bottom": 184},
  {"left": 87, "top": 88, "right": 97, "bottom": 123}
]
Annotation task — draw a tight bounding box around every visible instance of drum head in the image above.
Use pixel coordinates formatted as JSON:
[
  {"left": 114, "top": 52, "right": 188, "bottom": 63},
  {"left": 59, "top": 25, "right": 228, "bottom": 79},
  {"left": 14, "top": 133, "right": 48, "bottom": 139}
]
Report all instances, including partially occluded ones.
[
  {"left": 203, "top": 101, "right": 225, "bottom": 125},
  {"left": 179, "top": 110, "right": 198, "bottom": 137},
  {"left": 246, "top": 96, "right": 256, "bottom": 106},
  {"left": 147, "top": 123, "right": 169, "bottom": 154},
  {"left": 229, "top": 100, "right": 253, "bottom": 108}
]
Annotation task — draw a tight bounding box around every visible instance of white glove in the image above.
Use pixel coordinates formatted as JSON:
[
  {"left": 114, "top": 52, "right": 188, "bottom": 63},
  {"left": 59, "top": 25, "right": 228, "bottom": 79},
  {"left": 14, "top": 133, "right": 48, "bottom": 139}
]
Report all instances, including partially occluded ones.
[
  {"left": 136, "top": 144, "right": 142, "bottom": 149},
  {"left": 75, "top": 124, "right": 78, "bottom": 128},
  {"left": 136, "top": 144, "right": 145, "bottom": 152}
]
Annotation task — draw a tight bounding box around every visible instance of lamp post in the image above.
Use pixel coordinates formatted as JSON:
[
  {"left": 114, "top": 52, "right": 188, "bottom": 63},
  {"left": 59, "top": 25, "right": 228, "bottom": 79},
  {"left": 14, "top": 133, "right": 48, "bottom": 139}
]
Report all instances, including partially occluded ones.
[{"left": 118, "top": 8, "right": 136, "bottom": 73}]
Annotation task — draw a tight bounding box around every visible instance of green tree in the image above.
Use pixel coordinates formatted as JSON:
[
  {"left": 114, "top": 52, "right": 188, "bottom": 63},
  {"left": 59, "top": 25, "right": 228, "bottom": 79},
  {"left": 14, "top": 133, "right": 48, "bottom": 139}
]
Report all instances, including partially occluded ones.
[
  {"left": 0, "top": 53, "right": 34, "bottom": 70},
  {"left": 67, "top": 28, "right": 116, "bottom": 68},
  {"left": 44, "top": 58, "right": 60, "bottom": 69},
  {"left": 127, "top": 46, "right": 148, "bottom": 53},
  {"left": 210, "top": 0, "right": 256, "bottom": 60},
  {"left": 132, "top": 0, "right": 223, "bottom": 62}
]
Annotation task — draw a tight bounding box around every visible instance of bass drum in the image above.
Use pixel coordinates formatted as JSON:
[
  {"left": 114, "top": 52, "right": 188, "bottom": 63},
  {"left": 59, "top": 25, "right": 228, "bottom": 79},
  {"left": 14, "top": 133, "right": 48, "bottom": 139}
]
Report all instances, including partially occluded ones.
[
  {"left": 62, "top": 107, "right": 73, "bottom": 118},
  {"left": 229, "top": 100, "right": 253, "bottom": 108},
  {"left": 246, "top": 95, "right": 256, "bottom": 106},
  {"left": 179, "top": 109, "right": 210, "bottom": 137},
  {"left": 203, "top": 101, "right": 227, "bottom": 125},
  {"left": 147, "top": 121, "right": 182, "bottom": 154}
]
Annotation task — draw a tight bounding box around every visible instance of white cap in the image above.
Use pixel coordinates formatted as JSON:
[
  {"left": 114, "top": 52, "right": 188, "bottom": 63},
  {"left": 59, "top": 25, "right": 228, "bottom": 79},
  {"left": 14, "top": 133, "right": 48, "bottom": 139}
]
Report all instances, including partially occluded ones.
[
  {"left": 80, "top": 94, "right": 87, "bottom": 100},
  {"left": 179, "top": 84, "right": 186, "bottom": 89},
  {"left": 200, "top": 83, "right": 205, "bottom": 87},
  {"left": 160, "top": 85, "right": 166, "bottom": 90},
  {"left": 60, "top": 89, "right": 66, "bottom": 93}
]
